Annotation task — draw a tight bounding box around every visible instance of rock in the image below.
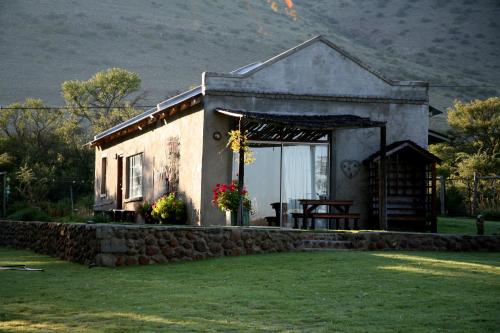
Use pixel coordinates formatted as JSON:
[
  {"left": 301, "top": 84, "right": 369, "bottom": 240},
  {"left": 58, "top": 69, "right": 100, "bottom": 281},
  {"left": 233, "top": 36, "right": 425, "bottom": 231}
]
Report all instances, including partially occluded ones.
[
  {"left": 126, "top": 257, "right": 138, "bottom": 265},
  {"left": 146, "top": 246, "right": 159, "bottom": 256},
  {"left": 222, "top": 240, "right": 235, "bottom": 249},
  {"left": 115, "top": 256, "right": 125, "bottom": 266},
  {"left": 194, "top": 240, "right": 207, "bottom": 252},
  {"left": 96, "top": 253, "right": 116, "bottom": 267},
  {"left": 161, "top": 246, "right": 175, "bottom": 258},
  {"left": 101, "top": 238, "right": 128, "bottom": 253},
  {"left": 145, "top": 237, "right": 156, "bottom": 245},
  {"left": 208, "top": 242, "right": 222, "bottom": 254},
  {"left": 230, "top": 229, "right": 242, "bottom": 241},
  {"left": 138, "top": 256, "right": 150, "bottom": 265}
]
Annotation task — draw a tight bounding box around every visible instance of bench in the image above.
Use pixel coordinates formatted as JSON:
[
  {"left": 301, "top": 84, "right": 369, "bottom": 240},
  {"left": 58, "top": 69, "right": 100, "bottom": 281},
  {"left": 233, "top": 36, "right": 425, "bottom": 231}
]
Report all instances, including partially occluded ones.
[{"left": 292, "top": 212, "right": 361, "bottom": 230}]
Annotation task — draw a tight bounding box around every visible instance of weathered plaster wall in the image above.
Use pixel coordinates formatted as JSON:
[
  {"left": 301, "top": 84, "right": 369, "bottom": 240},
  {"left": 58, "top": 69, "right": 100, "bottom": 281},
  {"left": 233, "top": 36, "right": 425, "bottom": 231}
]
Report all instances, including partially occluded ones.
[
  {"left": 201, "top": 95, "right": 428, "bottom": 227},
  {"left": 199, "top": 104, "right": 234, "bottom": 225},
  {"left": 203, "top": 40, "right": 428, "bottom": 100},
  {"left": 94, "top": 107, "right": 204, "bottom": 224}
]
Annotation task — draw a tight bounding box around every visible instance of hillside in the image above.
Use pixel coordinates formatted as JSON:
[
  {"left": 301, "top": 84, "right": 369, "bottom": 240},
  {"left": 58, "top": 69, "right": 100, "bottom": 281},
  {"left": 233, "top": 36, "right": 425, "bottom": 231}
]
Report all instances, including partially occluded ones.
[{"left": 1, "top": 0, "right": 499, "bottom": 132}]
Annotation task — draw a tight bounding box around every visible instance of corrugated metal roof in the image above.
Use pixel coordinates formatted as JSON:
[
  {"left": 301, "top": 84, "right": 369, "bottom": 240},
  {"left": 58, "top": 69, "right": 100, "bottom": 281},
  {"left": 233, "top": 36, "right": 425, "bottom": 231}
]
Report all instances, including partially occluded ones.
[
  {"left": 92, "top": 61, "right": 264, "bottom": 143},
  {"left": 93, "top": 86, "right": 202, "bottom": 142}
]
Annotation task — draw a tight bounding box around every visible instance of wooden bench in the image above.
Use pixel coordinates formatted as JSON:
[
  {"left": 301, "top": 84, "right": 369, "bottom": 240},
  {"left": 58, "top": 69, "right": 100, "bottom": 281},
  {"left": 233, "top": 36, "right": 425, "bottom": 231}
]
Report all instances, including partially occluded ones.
[{"left": 292, "top": 212, "right": 361, "bottom": 230}]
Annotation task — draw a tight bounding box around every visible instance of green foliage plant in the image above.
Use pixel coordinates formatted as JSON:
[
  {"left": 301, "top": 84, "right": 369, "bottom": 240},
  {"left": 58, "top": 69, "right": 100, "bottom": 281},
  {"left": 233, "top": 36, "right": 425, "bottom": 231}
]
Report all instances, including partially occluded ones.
[
  {"left": 227, "top": 130, "right": 255, "bottom": 165},
  {"left": 7, "top": 206, "right": 51, "bottom": 222},
  {"left": 151, "top": 193, "right": 186, "bottom": 223}
]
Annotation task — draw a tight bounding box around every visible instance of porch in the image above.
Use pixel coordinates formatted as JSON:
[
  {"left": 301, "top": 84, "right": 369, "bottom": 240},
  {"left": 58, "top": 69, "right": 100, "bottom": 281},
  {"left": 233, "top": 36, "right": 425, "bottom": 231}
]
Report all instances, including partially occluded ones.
[{"left": 216, "top": 108, "right": 389, "bottom": 230}]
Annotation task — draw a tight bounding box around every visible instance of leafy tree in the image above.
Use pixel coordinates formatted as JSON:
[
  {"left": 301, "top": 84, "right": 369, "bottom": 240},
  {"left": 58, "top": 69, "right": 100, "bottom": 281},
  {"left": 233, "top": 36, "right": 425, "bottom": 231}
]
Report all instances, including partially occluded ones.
[
  {"left": 430, "top": 97, "right": 499, "bottom": 216},
  {"left": 62, "top": 68, "right": 144, "bottom": 135},
  {"left": 430, "top": 97, "right": 500, "bottom": 177},
  {"left": 0, "top": 99, "right": 66, "bottom": 203}
]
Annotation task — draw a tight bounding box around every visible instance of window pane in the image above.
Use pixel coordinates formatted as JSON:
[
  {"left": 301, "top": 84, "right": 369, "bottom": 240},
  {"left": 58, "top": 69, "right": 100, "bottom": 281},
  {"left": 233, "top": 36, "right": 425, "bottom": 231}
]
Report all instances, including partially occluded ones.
[{"left": 128, "top": 153, "right": 143, "bottom": 198}]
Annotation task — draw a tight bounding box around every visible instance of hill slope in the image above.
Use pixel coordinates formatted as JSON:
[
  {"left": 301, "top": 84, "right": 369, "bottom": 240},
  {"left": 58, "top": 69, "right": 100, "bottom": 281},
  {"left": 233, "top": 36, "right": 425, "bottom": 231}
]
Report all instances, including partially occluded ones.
[{"left": 1, "top": 0, "right": 499, "bottom": 132}]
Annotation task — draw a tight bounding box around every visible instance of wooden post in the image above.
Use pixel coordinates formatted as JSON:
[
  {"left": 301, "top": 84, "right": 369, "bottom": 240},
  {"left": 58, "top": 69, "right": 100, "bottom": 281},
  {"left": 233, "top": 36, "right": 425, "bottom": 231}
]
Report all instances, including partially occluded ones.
[
  {"left": 471, "top": 172, "right": 478, "bottom": 217},
  {"left": 237, "top": 121, "right": 245, "bottom": 226},
  {"left": 328, "top": 132, "right": 335, "bottom": 200},
  {"left": 1, "top": 172, "right": 6, "bottom": 218},
  {"left": 431, "top": 162, "right": 437, "bottom": 233},
  {"left": 440, "top": 175, "right": 445, "bottom": 216},
  {"left": 378, "top": 125, "right": 387, "bottom": 230}
]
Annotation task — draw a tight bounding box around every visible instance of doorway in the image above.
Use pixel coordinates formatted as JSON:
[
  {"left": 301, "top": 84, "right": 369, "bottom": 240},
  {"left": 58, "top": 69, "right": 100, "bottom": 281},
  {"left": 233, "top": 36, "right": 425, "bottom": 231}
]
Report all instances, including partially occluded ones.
[{"left": 117, "top": 155, "right": 123, "bottom": 209}]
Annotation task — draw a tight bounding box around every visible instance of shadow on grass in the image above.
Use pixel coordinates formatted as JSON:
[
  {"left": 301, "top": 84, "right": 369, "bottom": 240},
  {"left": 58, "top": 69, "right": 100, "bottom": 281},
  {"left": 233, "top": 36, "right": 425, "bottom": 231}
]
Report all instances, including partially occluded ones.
[{"left": 1, "top": 248, "right": 499, "bottom": 332}]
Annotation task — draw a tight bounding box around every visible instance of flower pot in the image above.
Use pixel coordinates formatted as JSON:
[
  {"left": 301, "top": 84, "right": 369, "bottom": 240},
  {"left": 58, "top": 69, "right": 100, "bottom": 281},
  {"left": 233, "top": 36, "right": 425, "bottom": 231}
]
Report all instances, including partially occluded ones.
[
  {"left": 230, "top": 209, "right": 250, "bottom": 226},
  {"left": 159, "top": 215, "right": 186, "bottom": 225}
]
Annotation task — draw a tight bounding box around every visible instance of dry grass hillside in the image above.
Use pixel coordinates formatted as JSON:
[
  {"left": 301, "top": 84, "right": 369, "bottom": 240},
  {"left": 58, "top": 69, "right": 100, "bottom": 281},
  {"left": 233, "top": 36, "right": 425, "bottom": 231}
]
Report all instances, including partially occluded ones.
[{"left": 1, "top": 0, "right": 499, "bottom": 132}]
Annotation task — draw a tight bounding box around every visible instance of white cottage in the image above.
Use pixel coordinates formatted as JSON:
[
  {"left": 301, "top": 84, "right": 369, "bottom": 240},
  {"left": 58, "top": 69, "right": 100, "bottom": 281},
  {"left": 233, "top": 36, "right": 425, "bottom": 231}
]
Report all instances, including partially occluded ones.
[{"left": 91, "top": 36, "right": 439, "bottom": 231}]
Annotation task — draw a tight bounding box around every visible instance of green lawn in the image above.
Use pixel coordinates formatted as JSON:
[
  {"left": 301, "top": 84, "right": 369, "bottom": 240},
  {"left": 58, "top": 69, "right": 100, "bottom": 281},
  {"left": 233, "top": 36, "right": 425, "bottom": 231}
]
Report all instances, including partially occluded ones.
[
  {"left": 0, "top": 248, "right": 499, "bottom": 332},
  {"left": 438, "top": 217, "right": 500, "bottom": 235}
]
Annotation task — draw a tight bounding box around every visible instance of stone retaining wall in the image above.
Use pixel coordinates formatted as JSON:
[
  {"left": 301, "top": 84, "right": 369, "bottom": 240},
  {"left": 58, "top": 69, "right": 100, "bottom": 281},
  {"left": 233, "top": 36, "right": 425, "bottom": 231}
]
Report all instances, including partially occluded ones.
[
  {"left": 1, "top": 220, "right": 499, "bottom": 267},
  {"left": 303, "top": 231, "right": 500, "bottom": 251},
  {"left": 94, "top": 225, "right": 304, "bottom": 266},
  {"left": 0, "top": 220, "right": 98, "bottom": 264}
]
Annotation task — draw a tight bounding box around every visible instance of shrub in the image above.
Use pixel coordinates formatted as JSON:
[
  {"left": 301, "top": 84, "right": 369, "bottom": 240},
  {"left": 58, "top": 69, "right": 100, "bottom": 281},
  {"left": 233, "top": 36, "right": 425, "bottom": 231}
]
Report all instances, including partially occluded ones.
[
  {"left": 8, "top": 207, "right": 51, "bottom": 222},
  {"left": 151, "top": 193, "right": 186, "bottom": 224},
  {"left": 445, "top": 186, "right": 467, "bottom": 216},
  {"left": 480, "top": 209, "right": 500, "bottom": 221}
]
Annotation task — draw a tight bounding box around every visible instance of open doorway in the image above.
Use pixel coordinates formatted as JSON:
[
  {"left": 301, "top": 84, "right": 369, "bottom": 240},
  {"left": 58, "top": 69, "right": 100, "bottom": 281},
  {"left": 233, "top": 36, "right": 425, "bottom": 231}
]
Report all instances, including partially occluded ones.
[{"left": 232, "top": 142, "right": 329, "bottom": 227}]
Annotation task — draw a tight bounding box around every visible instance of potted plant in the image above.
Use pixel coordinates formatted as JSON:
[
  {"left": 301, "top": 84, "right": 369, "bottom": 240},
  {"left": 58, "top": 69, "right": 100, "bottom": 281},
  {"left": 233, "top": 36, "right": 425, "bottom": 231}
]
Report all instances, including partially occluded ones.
[
  {"left": 137, "top": 201, "right": 155, "bottom": 224},
  {"left": 151, "top": 193, "right": 187, "bottom": 224},
  {"left": 212, "top": 181, "right": 251, "bottom": 226}
]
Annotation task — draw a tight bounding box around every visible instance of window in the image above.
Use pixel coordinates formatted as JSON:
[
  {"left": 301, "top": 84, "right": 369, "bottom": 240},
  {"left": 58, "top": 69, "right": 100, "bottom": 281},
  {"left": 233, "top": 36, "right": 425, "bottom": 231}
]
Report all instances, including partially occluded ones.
[
  {"left": 100, "top": 157, "right": 107, "bottom": 196},
  {"left": 126, "top": 153, "right": 143, "bottom": 199}
]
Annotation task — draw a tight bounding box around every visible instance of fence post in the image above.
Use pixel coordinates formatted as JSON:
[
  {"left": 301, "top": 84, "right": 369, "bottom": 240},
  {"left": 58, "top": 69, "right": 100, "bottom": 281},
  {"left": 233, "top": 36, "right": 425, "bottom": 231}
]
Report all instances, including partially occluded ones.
[
  {"left": 439, "top": 175, "right": 445, "bottom": 216},
  {"left": 1, "top": 172, "right": 6, "bottom": 218},
  {"left": 472, "top": 172, "right": 478, "bottom": 216},
  {"left": 476, "top": 215, "right": 484, "bottom": 235}
]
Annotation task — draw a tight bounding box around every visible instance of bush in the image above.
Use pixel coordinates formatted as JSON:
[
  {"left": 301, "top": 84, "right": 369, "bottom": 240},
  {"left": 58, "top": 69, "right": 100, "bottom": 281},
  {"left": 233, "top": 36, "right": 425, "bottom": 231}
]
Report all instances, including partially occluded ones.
[
  {"left": 151, "top": 193, "right": 187, "bottom": 224},
  {"left": 480, "top": 209, "right": 500, "bottom": 221},
  {"left": 445, "top": 186, "right": 467, "bottom": 216},
  {"left": 8, "top": 207, "right": 51, "bottom": 222}
]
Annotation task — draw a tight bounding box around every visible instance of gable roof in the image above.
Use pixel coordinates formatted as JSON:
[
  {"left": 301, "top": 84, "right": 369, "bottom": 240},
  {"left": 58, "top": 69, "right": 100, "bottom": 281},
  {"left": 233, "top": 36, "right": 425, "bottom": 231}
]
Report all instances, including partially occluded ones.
[
  {"left": 364, "top": 140, "right": 441, "bottom": 163},
  {"left": 91, "top": 36, "right": 429, "bottom": 147},
  {"left": 203, "top": 35, "right": 427, "bottom": 88}
]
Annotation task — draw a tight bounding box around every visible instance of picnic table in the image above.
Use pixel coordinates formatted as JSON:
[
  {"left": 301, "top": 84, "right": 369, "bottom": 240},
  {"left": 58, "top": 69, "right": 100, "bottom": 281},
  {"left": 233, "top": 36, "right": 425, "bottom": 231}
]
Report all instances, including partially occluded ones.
[{"left": 292, "top": 199, "right": 360, "bottom": 230}]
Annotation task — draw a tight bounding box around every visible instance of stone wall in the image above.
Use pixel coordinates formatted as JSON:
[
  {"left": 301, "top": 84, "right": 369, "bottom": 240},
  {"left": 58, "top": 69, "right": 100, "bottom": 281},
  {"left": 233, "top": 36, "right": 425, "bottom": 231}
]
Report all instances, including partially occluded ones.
[
  {"left": 1, "top": 221, "right": 499, "bottom": 267},
  {"left": 0, "top": 221, "right": 98, "bottom": 264},
  {"left": 94, "top": 225, "right": 305, "bottom": 267},
  {"left": 303, "top": 231, "right": 500, "bottom": 251}
]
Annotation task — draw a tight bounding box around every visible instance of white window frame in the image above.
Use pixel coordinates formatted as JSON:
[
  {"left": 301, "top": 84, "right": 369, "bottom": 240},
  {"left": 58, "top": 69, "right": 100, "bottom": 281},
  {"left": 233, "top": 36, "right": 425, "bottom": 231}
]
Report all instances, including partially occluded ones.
[{"left": 126, "top": 153, "right": 143, "bottom": 200}]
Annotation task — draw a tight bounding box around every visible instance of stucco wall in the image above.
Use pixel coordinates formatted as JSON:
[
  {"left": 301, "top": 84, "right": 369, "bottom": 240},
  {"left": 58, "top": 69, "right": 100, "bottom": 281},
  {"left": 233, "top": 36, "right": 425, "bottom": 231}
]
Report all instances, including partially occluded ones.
[
  {"left": 201, "top": 94, "right": 428, "bottom": 227},
  {"left": 94, "top": 107, "right": 204, "bottom": 224},
  {"left": 203, "top": 39, "right": 428, "bottom": 101}
]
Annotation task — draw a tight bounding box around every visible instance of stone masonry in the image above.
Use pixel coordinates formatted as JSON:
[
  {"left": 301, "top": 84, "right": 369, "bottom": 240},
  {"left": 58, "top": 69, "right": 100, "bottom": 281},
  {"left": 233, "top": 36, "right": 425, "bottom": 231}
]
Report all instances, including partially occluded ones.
[{"left": 0, "top": 220, "right": 499, "bottom": 267}]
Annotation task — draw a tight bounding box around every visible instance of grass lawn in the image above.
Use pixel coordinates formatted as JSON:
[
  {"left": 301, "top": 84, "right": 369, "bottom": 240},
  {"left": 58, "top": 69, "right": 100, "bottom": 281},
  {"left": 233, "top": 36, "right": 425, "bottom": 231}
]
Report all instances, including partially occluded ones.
[
  {"left": 0, "top": 248, "right": 499, "bottom": 332},
  {"left": 438, "top": 217, "right": 500, "bottom": 235}
]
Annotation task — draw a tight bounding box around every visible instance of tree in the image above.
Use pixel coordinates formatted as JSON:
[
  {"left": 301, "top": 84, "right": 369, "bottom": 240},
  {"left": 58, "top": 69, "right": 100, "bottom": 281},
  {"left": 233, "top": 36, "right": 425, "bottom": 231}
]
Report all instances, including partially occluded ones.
[
  {"left": 430, "top": 97, "right": 500, "bottom": 177},
  {"left": 61, "top": 68, "right": 144, "bottom": 135},
  {"left": 0, "top": 99, "right": 65, "bottom": 203}
]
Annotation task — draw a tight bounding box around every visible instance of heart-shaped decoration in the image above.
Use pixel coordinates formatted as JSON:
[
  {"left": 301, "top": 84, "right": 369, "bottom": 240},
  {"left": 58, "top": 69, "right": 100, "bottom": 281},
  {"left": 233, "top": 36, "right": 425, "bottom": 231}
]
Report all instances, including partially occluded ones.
[{"left": 340, "top": 160, "right": 361, "bottom": 179}]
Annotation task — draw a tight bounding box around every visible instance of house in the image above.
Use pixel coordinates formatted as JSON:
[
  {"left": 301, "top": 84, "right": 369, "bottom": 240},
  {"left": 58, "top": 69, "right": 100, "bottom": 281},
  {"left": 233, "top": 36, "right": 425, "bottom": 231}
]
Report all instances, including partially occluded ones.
[{"left": 91, "top": 36, "right": 440, "bottom": 230}]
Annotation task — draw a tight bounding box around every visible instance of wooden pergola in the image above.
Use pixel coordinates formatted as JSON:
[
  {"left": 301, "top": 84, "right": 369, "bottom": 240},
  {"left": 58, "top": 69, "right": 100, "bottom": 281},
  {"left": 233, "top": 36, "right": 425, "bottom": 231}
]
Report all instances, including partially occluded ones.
[{"left": 216, "top": 108, "right": 389, "bottom": 229}]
